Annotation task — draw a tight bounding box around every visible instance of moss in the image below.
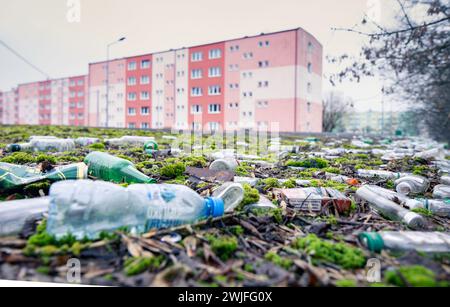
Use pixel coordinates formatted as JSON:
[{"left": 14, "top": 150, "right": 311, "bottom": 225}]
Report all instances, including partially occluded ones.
[
  {"left": 251, "top": 207, "right": 283, "bottom": 224},
  {"left": 286, "top": 158, "right": 329, "bottom": 169},
  {"left": 292, "top": 234, "right": 366, "bottom": 269},
  {"left": 282, "top": 178, "right": 297, "bottom": 188},
  {"left": 123, "top": 255, "right": 164, "bottom": 276},
  {"left": 385, "top": 180, "right": 395, "bottom": 189},
  {"left": 384, "top": 266, "right": 441, "bottom": 287},
  {"left": 1, "top": 152, "right": 36, "bottom": 164},
  {"left": 243, "top": 263, "right": 254, "bottom": 273},
  {"left": 23, "top": 181, "right": 51, "bottom": 196},
  {"left": 322, "top": 215, "right": 338, "bottom": 225},
  {"left": 235, "top": 163, "right": 253, "bottom": 176},
  {"left": 239, "top": 184, "right": 260, "bottom": 208},
  {"left": 206, "top": 235, "right": 238, "bottom": 261},
  {"left": 160, "top": 162, "right": 186, "bottom": 179},
  {"left": 36, "top": 266, "right": 51, "bottom": 275},
  {"left": 323, "top": 167, "right": 341, "bottom": 174},
  {"left": 264, "top": 251, "right": 293, "bottom": 270},
  {"left": 411, "top": 208, "right": 433, "bottom": 217},
  {"left": 354, "top": 164, "right": 371, "bottom": 170},
  {"left": 262, "top": 178, "right": 281, "bottom": 191},
  {"left": 412, "top": 165, "right": 431, "bottom": 176},
  {"left": 310, "top": 179, "right": 347, "bottom": 192},
  {"left": 36, "top": 154, "right": 57, "bottom": 165},
  {"left": 335, "top": 279, "right": 357, "bottom": 287},
  {"left": 229, "top": 225, "right": 244, "bottom": 236},
  {"left": 89, "top": 143, "right": 106, "bottom": 150}
]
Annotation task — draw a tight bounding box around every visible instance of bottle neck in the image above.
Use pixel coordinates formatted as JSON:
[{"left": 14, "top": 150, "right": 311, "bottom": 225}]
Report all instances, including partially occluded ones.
[
  {"left": 204, "top": 197, "right": 225, "bottom": 218},
  {"left": 121, "top": 165, "right": 155, "bottom": 184}
]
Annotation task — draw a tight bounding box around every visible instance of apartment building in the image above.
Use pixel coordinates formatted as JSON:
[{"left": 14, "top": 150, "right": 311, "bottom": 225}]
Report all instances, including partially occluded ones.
[{"left": 1, "top": 27, "right": 323, "bottom": 132}]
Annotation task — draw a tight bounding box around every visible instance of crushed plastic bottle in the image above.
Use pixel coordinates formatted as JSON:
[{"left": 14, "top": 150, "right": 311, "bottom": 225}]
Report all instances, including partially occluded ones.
[
  {"left": 355, "top": 185, "right": 425, "bottom": 229},
  {"left": 209, "top": 158, "right": 239, "bottom": 172},
  {"left": 46, "top": 180, "right": 226, "bottom": 239},
  {"left": 105, "top": 136, "right": 155, "bottom": 146},
  {"left": 395, "top": 175, "right": 429, "bottom": 195},
  {"left": 84, "top": 151, "right": 156, "bottom": 184},
  {"left": 414, "top": 148, "right": 445, "bottom": 160},
  {"left": 0, "top": 162, "right": 88, "bottom": 190},
  {"left": 359, "top": 231, "right": 450, "bottom": 253},
  {"left": 405, "top": 198, "right": 450, "bottom": 217},
  {"left": 0, "top": 197, "right": 50, "bottom": 237},
  {"left": 432, "top": 184, "right": 450, "bottom": 199}
]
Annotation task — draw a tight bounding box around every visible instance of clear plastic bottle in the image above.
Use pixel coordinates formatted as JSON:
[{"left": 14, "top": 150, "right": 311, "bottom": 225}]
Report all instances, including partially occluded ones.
[
  {"left": 355, "top": 185, "right": 426, "bottom": 229},
  {"left": 0, "top": 197, "right": 50, "bottom": 237},
  {"left": 29, "top": 138, "right": 75, "bottom": 152},
  {"left": 395, "top": 175, "right": 430, "bottom": 195},
  {"left": 209, "top": 158, "right": 239, "bottom": 172},
  {"left": 105, "top": 136, "right": 155, "bottom": 146},
  {"left": 359, "top": 231, "right": 450, "bottom": 253},
  {"left": 441, "top": 176, "right": 450, "bottom": 186},
  {"left": 46, "top": 180, "right": 226, "bottom": 239},
  {"left": 357, "top": 169, "right": 406, "bottom": 180},
  {"left": 212, "top": 182, "right": 245, "bottom": 212},
  {"left": 74, "top": 137, "right": 100, "bottom": 146},
  {"left": 432, "top": 184, "right": 450, "bottom": 199},
  {"left": 405, "top": 198, "right": 450, "bottom": 217}
]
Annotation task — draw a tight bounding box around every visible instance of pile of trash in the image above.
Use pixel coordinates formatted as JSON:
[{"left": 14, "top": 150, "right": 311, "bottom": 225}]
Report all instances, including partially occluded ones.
[{"left": 0, "top": 126, "right": 449, "bottom": 287}]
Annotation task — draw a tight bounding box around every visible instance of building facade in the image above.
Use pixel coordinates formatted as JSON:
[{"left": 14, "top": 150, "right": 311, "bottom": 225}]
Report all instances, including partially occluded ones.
[{"left": 0, "top": 27, "right": 323, "bottom": 132}]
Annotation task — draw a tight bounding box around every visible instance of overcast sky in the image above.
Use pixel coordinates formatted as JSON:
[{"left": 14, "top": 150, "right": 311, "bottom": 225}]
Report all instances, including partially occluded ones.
[{"left": 0, "top": 0, "right": 402, "bottom": 112}]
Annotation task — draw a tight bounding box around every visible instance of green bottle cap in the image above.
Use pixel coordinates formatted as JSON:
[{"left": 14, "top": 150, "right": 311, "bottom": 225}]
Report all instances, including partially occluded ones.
[
  {"left": 359, "top": 232, "right": 384, "bottom": 253},
  {"left": 144, "top": 141, "right": 158, "bottom": 153}
]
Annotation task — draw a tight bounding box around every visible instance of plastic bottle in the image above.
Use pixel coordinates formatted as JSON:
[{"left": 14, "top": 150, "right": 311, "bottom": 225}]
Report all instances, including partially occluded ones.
[
  {"left": 46, "top": 180, "right": 226, "bottom": 239},
  {"left": 0, "top": 162, "right": 88, "bottom": 190},
  {"left": 84, "top": 151, "right": 156, "bottom": 184},
  {"left": 355, "top": 185, "right": 426, "bottom": 229},
  {"left": 105, "top": 136, "right": 155, "bottom": 146},
  {"left": 0, "top": 197, "right": 50, "bottom": 237},
  {"left": 405, "top": 198, "right": 450, "bottom": 217},
  {"left": 432, "top": 184, "right": 450, "bottom": 199},
  {"left": 7, "top": 138, "right": 76, "bottom": 152},
  {"left": 144, "top": 141, "right": 159, "bottom": 154},
  {"left": 74, "top": 137, "right": 100, "bottom": 146},
  {"left": 441, "top": 176, "right": 450, "bottom": 186},
  {"left": 359, "top": 231, "right": 450, "bottom": 253},
  {"left": 357, "top": 169, "right": 406, "bottom": 180},
  {"left": 211, "top": 182, "right": 244, "bottom": 212},
  {"left": 209, "top": 158, "right": 239, "bottom": 172},
  {"left": 395, "top": 175, "right": 430, "bottom": 195}
]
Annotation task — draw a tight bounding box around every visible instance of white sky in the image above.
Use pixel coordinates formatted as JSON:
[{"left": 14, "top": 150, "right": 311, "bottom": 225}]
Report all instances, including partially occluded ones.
[{"left": 0, "top": 0, "right": 404, "bottom": 112}]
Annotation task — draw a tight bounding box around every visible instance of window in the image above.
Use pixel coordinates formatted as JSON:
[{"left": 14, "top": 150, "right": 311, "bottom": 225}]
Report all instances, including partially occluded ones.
[
  {"left": 141, "top": 107, "right": 150, "bottom": 115},
  {"left": 141, "top": 75, "right": 150, "bottom": 84},
  {"left": 141, "top": 91, "right": 150, "bottom": 100},
  {"left": 191, "top": 105, "right": 202, "bottom": 114},
  {"left": 209, "top": 49, "right": 222, "bottom": 59},
  {"left": 307, "top": 102, "right": 311, "bottom": 113},
  {"left": 191, "top": 69, "right": 203, "bottom": 79},
  {"left": 78, "top": 113, "right": 84, "bottom": 119},
  {"left": 128, "top": 92, "right": 137, "bottom": 101},
  {"left": 229, "top": 45, "right": 239, "bottom": 52},
  {"left": 258, "top": 60, "right": 269, "bottom": 68},
  {"left": 191, "top": 87, "right": 203, "bottom": 97},
  {"left": 141, "top": 60, "right": 151, "bottom": 69},
  {"left": 78, "top": 91, "right": 84, "bottom": 97},
  {"left": 257, "top": 100, "right": 269, "bottom": 108},
  {"left": 69, "top": 81, "right": 75, "bottom": 87},
  {"left": 191, "top": 52, "right": 203, "bottom": 62},
  {"left": 141, "top": 122, "right": 149, "bottom": 129},
  {"left": 208, "top": 85, "right": 221, "bottom": 95},
  {"left": 307, "top": 82, "right": 312, "bottom": 94},
  {"left": 243, "top": 52, "right": 253, "bottom": 59},
  {"left": 70, "top": 92, "right": 76, "bottom": 98},
  {"left": 208, "top": 122, "right": 220, "bottom": 131},
  {"left": 128, "top": 107, "right": 136, "bottom": 115},
  {"left": 307, "top": 63, "right": 312, "bottom": 73},
  {"left": 307, "top": 42, "right": 314, "bottom": 53},
  {"left": 77, "top": 80, "right": 84, "bottom": 86},
  {"left": 208, "top": 67, "right": 221, "bottom": 77},
  {"left": 128, "top": 123, "right": 136, "bottom": 129},
  {"left": 128, "top": 62, "right": 137, "bottom": 71},
  {"left": 258, "top": 81, "right": 269, "bottom": 88},
  {"left": 208, "top": 104, "right": 221, "bottom": 114},
  {"left": 243, "top": 91, "right": 253, "bottom": 98},
  {"left": 128, "top": 77, "right": 137, "bottom": 85}
]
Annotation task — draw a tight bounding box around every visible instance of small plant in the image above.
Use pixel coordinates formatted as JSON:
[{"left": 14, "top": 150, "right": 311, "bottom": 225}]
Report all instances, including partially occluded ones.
[
  {"left": 384, "top": 265, "right": 444, "bottom": 287},
  {"left": 206, "top": 235, "right": 238, "bottom": 261},
  {"left": 123, "top": 256, "right": 164, "bottom": 276},
  {"left": 1, "top": 152, "right": 36, "bottom": 164},
  {"left": 89, "top": 143, "right": 106, "bottom": 150},
  {"left": 160, "top": 162, "right": 186, "bottom": 179},
  {"left": 262, "top": 178, "right": 281, "bottom": 191},
  {"left": 286, "top": 158, "right": 329, "bottom": 169},
  {"left": 264, "top": 251, "right": 293, "bottom": 270},
  {"left": 239, "top": 184, "right": 260, "bottom": 208}
]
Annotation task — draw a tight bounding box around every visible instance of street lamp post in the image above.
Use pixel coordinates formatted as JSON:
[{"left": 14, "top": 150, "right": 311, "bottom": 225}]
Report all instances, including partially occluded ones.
[{"left": 105, "top": 37, "right": 126, "bottom": 128}]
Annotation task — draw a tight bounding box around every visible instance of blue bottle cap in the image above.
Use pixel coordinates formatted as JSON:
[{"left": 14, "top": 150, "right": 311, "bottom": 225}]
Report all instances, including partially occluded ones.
[{"left": 205, "top": 197, "right": 224, "bottom": 218}]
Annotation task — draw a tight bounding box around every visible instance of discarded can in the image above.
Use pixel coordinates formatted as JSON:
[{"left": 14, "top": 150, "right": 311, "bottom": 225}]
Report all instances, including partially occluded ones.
[
  {"left": 0, "top": 162, "right": 88, "bottom": 190},
  {"left": 395, "top": 175, "right": 429, "bottom": 195},
  {"left": 84, "top": 151, "right": 156, "bottom": 184},
  {"left": 355, "top": 185, "right": 426, "bottom": 229},
  {"left": 279, "top": 187, "right": 351, "bottom": 213},
  {"left": 432, "top": 184, "right": 450, "bottom": 199},
  {"left": 359, "top": 231, "right": 450, "bottom": 253}
]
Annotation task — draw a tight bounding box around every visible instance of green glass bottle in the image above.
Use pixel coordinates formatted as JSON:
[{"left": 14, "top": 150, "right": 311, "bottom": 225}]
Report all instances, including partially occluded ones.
[
  {"left": 0, "top": 162, "right": 88, "bottom": 190},
  {"left": 84, "top": 151, "right": 156, "bottom": 184}
]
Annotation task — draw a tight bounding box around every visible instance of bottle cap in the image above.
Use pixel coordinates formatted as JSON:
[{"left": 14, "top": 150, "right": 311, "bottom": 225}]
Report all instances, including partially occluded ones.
[
  {"left": 358, "top": 232, "right": 384, "bottom": 253},
  {"left": 7, "top": 144, "right": 21, "bottom": 152},
  {"left": 205, "top": 197, "right": 224, "bottom": 217}
]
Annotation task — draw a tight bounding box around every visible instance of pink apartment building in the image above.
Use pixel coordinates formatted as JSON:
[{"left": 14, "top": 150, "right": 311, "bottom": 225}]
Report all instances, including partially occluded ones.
[{"left": 1, "top": 27, "right": 323, "bottom": 132}]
